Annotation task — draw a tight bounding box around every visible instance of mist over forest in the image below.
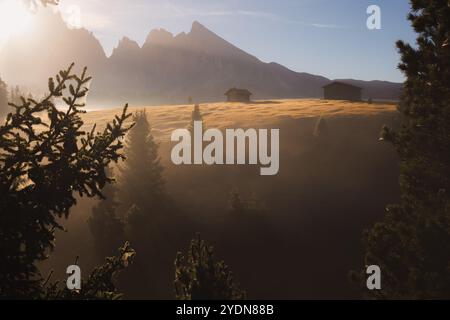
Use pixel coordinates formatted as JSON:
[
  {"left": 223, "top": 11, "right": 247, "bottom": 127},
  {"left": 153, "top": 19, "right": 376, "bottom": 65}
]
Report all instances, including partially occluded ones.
[{"left": 0, "top": 0, "right": 449, "bottom": 302}]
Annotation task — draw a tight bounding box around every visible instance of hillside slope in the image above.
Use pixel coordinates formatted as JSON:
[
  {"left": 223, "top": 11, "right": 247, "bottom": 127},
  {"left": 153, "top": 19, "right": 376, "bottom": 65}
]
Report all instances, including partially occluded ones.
[{"left": 81, "top": 99, "right": 397, "bottom": 141}]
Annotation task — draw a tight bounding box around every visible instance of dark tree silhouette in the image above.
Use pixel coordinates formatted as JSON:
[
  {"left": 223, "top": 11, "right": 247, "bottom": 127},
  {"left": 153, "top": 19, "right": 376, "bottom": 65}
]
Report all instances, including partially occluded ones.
[
  {"left": 119, "top": 110, "right": 166, "bottom": 212},
  {"left": 174, "top": 234, "right": 246, "bottom": 300},
  {"left": 0, "top": 77, "right": 8, "bottom": 116},
  {"left": 0, "top": 64, "right": 134, "bottom": 299},
  {"left": 88, "top": 167, "right": 126, "bottom": 260},
  {"left": 360, "top": 1, "right": 450, "bottom": 299},
  {"left": 10, "top": 86, "right": 28, "bottom": 106},
  {"left": 229, "top": 188, "right": 246, "bottom": 215},
  {"left": 188, "top": 104, "right": 203, "bottom": 133},
  {"left": 117, "top": 110, "right": 183, "bottom": 299},
  {"left": 44, "top": 242, "right": 135, "bottom": 300},
  {"left": 228, "top": 188, "right": 268, "bottom": 218}
]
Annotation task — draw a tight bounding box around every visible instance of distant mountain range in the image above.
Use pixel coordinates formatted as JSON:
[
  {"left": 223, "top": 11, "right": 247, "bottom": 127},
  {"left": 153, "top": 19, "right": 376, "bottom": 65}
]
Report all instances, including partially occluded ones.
[{"left": 0, "top": 9, "right": 402, "bottom": 107}]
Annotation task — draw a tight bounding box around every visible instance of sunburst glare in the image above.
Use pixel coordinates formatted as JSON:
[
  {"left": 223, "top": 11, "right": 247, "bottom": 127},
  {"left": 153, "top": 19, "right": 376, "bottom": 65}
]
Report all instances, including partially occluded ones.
[{"left": 0, "top": 0, "right": 33, "bottom": 45}]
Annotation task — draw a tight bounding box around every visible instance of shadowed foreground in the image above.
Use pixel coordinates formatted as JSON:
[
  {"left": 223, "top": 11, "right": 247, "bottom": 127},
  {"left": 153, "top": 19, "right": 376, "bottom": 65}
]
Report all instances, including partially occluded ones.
[{"left": 40, "top": 99, "right": 399, "bottom": 299}]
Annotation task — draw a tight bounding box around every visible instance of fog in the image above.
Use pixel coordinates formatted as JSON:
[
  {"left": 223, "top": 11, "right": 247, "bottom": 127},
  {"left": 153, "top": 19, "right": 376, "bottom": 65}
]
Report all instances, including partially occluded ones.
[{"left": 39, "top": 112, "right": 400, "bottom": 299}]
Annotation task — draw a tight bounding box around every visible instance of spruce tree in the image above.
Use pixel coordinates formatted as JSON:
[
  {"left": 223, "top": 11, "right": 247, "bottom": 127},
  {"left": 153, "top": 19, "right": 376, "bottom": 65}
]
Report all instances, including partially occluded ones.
[
  {"left": 188, "top": 104, "right": 203, "bottom": 133},
  {"left": 118, "top": 111, "right": 176, "bottom": 298},
  {"left": 228, "top": 188, "right": 267, "bottom": 218},
  {"left": 9, "top": 88, "right": 15, "bottom": 106},
  {"left": 229, "top": 188, "right": 246, "bottom": 215},
  {"left": 174, "top": 235, "right": 246, "bottom": 300},
  {"left": 226, "top": 188, "right": 273, "bottom": 267},
  {"left": 361, "top": 1, "right": 450, "bottom": 299},
  {"left": 0, "top": 64, "right": 134, "bottom": 299},
  {"left": 0, "top": 77, "right": 8, "bottom": 116},
  {"left": 44, "top": 242, "right": 135, "bottom": 300},
  {"left": 88, "top": 167, "right": 125, "bottom": 260},
  {"left": 10, "top": 86, "right": 19, "bottom": 105},
  {"left": 119, "top": 110, "right": 166, "bottom": 212}
]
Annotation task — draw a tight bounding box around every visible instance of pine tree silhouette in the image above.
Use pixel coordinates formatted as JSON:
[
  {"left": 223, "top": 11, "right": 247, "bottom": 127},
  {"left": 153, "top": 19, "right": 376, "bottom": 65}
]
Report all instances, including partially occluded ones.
[
  {"left": 0, "top": 77, "right": 8, "bottom": 116},
  {"left": 360, "top": 1, "right": 450, "bottom": 299},
  {"left": 229, "top": 188, "right": 246, "bottom": 215},
  {"left": 88, "top": 166, "right": 126, "bottom": 260},
  {"left": 44, "top": 242, "right": 136, "bottom": 300},
  {"left": 188, "top": 104, "right": 203, "bottom": 134},
  {"left": 0, "top": 64, "right": 134, "bottom": 299},
  {"left": 175, "top": 234, "right": 246, "bottom": 300},
  {"left": 117, "top": 110, "right": 181, "bottom": 299},
  {"left": 119, "top": 110, "right": 166, "bottom": 212}
]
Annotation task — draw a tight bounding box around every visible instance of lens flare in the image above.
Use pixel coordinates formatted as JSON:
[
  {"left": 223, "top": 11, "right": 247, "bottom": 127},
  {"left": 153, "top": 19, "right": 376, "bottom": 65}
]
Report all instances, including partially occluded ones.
[{"left": 0, "top": 0, "right": 33, "bottom": 45}]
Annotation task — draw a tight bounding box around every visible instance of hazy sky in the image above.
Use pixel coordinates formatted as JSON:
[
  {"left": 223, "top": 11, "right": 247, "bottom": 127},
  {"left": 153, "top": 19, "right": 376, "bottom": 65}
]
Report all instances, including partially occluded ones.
[{"left": 56, "top": 0, "right": 415, "bottom": 82}]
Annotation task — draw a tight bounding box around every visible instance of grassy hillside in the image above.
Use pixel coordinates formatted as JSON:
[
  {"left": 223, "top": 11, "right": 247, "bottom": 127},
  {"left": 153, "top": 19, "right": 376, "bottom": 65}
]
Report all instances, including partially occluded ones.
[
  {"left": 82, "top": 99, "right": 397, "bottom": 141},
  {"left": 41, "top": 99, "right": 400, "bottom": 299}
]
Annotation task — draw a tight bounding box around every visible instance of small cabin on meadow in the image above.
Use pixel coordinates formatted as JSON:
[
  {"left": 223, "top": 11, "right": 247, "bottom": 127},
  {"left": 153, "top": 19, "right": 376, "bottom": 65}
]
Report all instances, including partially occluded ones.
[
  {"left": 323, "top": 82, "right": 362, "bottom": 101},
  {"left": 225, "top": 88, "right": 252, "bottom": 102}
]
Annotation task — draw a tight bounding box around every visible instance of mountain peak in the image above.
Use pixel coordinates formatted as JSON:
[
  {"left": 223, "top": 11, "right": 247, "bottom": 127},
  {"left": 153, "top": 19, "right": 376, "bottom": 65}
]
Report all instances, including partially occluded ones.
[
  {"left": 191, "top": 21, "right": 208, "bottom": 33},
  {"left": 118, "top": 37, "right": 140, "bottom": 49},
  {"left": 144, "top": 28, "right": 174, "bottom": 46},
  {"left": 190, "top": 21, "right": 219, "bottom": 39},
  {"left": 111, "top": 36, "right": 140, "bottom": 57}
]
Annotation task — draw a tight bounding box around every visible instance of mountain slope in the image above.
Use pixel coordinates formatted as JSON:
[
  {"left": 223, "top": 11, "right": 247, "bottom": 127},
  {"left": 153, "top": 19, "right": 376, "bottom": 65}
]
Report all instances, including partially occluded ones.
[
  {"left": 337, "top": 79, "right": 402, "bottom": 101},
  {"left": 0, "top": 10, "right": 401, "bottom": 106},
  {"left": 98, "top": 20, "right": 331, "bottom": 105},
  {"left": 0, "top": 10, "right": 107, "bottom": 91}
]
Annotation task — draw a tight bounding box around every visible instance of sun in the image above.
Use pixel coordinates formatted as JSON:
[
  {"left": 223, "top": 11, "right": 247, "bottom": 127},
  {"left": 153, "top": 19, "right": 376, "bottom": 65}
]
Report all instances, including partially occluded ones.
[{"left": 0, "top": 0, "right": 33, "bottom": 44}]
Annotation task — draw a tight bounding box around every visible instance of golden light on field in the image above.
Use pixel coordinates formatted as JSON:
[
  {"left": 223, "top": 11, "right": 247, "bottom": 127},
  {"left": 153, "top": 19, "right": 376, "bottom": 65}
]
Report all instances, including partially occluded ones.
[
  {"left": 81, "top": 99, "right": 397, "bottom": 142},
  {"left": 0, "top": 0, "right": 33, "bottom": 45}
]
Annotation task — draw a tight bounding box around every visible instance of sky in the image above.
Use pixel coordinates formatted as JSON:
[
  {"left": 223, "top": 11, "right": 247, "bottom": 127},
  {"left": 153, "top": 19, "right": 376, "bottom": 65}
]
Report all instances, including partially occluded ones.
[{"left": 54, "top": 0, "right": 417, "bottom": 82}]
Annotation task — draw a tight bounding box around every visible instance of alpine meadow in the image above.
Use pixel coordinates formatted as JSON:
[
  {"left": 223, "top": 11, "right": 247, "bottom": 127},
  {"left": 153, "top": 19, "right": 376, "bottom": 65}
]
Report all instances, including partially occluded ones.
[{"left": 0, "top": 0, "right": 449, "bottom": 303}]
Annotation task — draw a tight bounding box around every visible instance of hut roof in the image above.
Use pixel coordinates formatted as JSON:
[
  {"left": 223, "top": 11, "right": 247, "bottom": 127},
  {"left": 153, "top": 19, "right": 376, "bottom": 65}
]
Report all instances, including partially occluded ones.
[
  {"left": 225, "top": 88, "right": 252, "bottom": 96},
  {"left": 322, "top": 81, "right": 362, "bottom": 90}
]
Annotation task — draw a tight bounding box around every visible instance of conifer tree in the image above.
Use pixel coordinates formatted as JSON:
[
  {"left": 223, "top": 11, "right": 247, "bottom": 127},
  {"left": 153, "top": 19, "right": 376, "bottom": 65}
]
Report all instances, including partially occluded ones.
[
  {"left": 174, "top": 235, "right": 246, "bottom": 300},
  {"left": 0, "top": 64, "right": 134, "bottom": 299},
  {"left": 119, "top": 110, "right": 166, "bottom": 212},
  {"left": 10, "top": 86, "right": 29, "bottom": 106},
  {"left": 44, "top": 242, "right": 135, "bottom": 300},
  {"left": 10, "top": 86, "right": 20, "bottom": 105},
  {"left": 88, "top": 167, "right": 125, "bottom": 259},
  {"left": 0, "top": 77, "right": 8, "bottom": 116},
  {"left": 228, "top": 188, "right": 267, "bottom": 217},
  {"left": 226, "top": 188, "right": 272, "bottom": 258},
  {"left": 9, "top": 88, "right": 15, "bottom": 106},
  {"left": 188, "top": 104, "right": 203, "bottom": 133},
  {"left": 229, "top": 188, "right": 246, "bottom": 215},
  {"left": 117, "top": 110, "right": 187, "bottom": 299},
  {"left": 124, "top": 204, "right": 156, "bottom": 253},
  {"left": 361, "top": 1, "right": 450, "bottom": 299}
]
